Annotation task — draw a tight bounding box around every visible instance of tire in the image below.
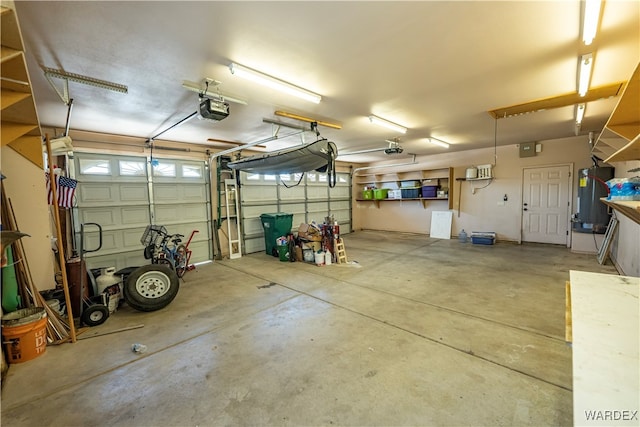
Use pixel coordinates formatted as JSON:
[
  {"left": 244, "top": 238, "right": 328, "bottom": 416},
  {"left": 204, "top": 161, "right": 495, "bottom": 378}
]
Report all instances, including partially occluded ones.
[
  {"left": 124, "top": 264, "right": 179, "bottom": 312},
  {"left": 81, "top": 304, "right": 109, "bottom": 327},
  {"left": 175, "top": 244, "right": 187, "bottom": 278}
]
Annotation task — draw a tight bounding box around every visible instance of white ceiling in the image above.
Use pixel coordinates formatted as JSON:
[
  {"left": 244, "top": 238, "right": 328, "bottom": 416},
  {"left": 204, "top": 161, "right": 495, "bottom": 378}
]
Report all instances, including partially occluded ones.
[{"left": 14, "top": 1, "right": 640, "bottom": 163}]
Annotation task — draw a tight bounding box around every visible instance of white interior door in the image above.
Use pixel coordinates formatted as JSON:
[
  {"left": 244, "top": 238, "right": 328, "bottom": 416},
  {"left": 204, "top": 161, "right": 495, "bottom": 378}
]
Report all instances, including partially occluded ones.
[{"left": 522, "top": 165, "right": 571, "bottom": 245}]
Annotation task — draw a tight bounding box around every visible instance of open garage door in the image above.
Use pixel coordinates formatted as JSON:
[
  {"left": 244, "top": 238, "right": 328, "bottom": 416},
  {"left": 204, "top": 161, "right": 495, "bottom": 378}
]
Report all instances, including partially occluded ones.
[
  {"left": 71, "top": 153, "right": 212, "bottom": 270},
  {"left": 240, "top": 171, "right": 351, "bottom": 254}
]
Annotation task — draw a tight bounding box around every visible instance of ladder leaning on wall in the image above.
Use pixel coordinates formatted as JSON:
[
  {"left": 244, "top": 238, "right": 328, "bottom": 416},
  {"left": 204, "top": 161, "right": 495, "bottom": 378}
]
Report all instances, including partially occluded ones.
[{"left": 215, "top": 156, "right": 242, "bottom": 259}]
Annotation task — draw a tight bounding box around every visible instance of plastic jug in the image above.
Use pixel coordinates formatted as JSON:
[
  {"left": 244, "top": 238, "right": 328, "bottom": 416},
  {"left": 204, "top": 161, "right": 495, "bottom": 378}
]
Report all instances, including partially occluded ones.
[
  {"left": 325, "top": 250, "right": 332, "bottom": 265},
  {"left": 459, "top": 229, "right": 468, "bottom": 243}
]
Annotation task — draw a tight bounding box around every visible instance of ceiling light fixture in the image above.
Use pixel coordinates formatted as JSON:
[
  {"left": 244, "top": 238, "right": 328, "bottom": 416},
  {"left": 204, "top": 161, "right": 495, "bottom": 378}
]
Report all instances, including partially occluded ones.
[
  {"left": 582, "top": 0, "right": 602, "bottom": 45},
  {"left": 229, "top": 63, "right": 321, "bottom": 104},
  {"left": 182, "top": 80, "right": 247, "bottom": 105},
  {"left": 575, "top": 103, "right": 586, "bottom": 124},
  {"left": 578, "top": 53, "right": 593, "bottom": 96},
  {"left": 428, "top": 137, "right": 450, "bottom": 148},
  {"left": 368, "top": 115, "right": 407, "bottom": 134}
]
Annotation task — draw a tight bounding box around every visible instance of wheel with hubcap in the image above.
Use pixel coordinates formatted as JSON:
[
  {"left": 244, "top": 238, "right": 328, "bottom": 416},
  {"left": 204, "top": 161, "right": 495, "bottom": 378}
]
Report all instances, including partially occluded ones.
[{"left": 124, "top": 264, "right": 179, "bottom": 312}]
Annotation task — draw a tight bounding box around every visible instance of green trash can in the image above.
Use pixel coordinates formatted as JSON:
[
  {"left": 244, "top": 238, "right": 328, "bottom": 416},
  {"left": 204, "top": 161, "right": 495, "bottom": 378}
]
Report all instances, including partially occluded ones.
[
  {"left": 260, "top": 213, "right": 293, "bottom": 256},
  {"left": 277, "top": 244, "right": 289, "bottom": 262}
]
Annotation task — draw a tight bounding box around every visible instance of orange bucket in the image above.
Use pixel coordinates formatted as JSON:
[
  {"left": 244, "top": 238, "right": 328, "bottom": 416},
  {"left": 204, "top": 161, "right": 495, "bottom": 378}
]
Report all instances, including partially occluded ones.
[{"left": 2, "top": 307, "right": 47, "bottom": 364}]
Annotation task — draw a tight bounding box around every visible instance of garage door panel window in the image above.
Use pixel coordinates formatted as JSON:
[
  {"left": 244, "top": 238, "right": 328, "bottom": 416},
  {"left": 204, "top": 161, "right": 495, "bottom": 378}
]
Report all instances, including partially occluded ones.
[
  {"left": 152, "top": 162, "right": 176, "bottom": 177},
  {"left": 181, "top": 164, "right": 203, "bottom": 178},
  {"left": 119, "top": 160, "right": 146, "bottom": 176},
  {"left": 79, "top": 158, "right": 111, "bottom": 175}
]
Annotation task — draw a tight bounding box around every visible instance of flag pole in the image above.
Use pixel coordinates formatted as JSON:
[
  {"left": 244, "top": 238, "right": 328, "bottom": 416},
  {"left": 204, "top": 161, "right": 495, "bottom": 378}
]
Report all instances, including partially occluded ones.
[{"left": 45, "top": 133, "right": 77, "bottom": 343}]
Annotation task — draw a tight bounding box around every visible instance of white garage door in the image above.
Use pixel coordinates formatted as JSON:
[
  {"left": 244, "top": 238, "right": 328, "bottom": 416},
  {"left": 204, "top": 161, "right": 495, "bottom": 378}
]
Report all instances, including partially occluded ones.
[
  {"left": 71, "top": 153, "right": 212, "bottom": 270},
  {"left": 240, "top": 171, "right": 351, "bottom": 254}
]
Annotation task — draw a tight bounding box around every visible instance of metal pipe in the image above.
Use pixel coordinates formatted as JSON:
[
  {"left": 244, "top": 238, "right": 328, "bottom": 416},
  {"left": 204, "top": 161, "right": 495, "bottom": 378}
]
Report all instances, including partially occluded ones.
[
  {"left": 211, "top": 130, "right": 306, "bottom": 159},
  {"left": 147, "top": 111, "right": 198, "bottom": 142},
  {"left": 64, "top": 99, "right": 74, "bottom": 136},
  {"left": 352, "top": 154, "right": 417, "bottom": 175}
]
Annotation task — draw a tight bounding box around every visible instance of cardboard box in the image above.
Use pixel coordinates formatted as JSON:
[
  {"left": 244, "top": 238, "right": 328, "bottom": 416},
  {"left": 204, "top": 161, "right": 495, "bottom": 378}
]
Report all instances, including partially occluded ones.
[{"left": 298, "top": 223, "right": 322, "bottom": 241}]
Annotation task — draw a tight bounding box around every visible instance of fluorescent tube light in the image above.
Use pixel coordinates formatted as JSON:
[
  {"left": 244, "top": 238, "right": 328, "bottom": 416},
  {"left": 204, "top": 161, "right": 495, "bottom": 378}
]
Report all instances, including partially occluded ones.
[
  {"left": 368, "top": 115, "right": 407, "bottom": 134},
  {"left": 575, "top": 103, "right": 586, "bottom": 124},
  {"left": 582, "top": 0, "right": 602, "bottom": 45},
  {"left": 428, "top": 137, "right": 450, "bottom": 148},
  {"left": 578, "top": 53, "right": 593, "bottom": 97},
  {"left": 229, "top": 63, "right": 321, "bottom": 104}
]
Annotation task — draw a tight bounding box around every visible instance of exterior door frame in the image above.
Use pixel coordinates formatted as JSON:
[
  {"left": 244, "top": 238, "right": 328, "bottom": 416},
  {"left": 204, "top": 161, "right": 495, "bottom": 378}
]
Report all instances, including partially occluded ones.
[{"left": 520, "top": 163, "right": 573, "bottom": 247}]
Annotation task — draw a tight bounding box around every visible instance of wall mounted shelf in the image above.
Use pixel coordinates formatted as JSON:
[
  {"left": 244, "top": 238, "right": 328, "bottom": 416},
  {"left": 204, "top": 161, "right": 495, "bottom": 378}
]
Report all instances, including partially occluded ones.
[
  {"left": 592, "top": 62, "right": 639, "bottom": 163},
  {"left": 601, "top": 198, "right": 640, "bottom": 225},
  {"left": 354, "top": 167, "right": 453, "bottom": 209},
  {"left": 1, "top": 4, "right": 43, "bottom": 167}
]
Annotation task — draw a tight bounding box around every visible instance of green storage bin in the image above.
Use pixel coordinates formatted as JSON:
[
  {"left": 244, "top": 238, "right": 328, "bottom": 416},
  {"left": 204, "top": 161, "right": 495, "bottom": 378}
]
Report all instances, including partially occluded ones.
[
  {"left": 260, "top": 213, "right": 293, "bottom": 256},
  {"left": 373, "top": 188, "right": 389, "bottom": 199},
  {"left": 362, "top": 189, "right": 373, "bottom": 199}
]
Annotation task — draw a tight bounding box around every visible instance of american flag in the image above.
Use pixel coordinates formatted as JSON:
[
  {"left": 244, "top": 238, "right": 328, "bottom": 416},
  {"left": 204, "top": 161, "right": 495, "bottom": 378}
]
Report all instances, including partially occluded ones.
[{"left": 46, "top": 173, "right": 77, "bottom": 208}]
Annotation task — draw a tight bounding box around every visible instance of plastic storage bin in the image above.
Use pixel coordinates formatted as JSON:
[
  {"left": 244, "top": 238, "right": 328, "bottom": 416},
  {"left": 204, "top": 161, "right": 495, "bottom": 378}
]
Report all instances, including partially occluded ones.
[
  {"left": 362, "top": 189, "right": 373, "bottom": 199},
  {"left": 422, "top": 185, "right": 439, "bottom": 198},
  {"left": 388, "top": 189, "right": 402, "bottom": 199},
  {"left": 401, "top": 180, "right": 421, "bottom": 188},
  {"left": 471, "top": 232, "right": 496, "bottom": 245},
  {"left": 260, "top": 213, "right": 293, "bottom": 256},
  {"left": 373, "top": 188, "right": 389, "bottom": 199},
  {"left": 401, "top": 188, "right": 420, "bottom": 199}
]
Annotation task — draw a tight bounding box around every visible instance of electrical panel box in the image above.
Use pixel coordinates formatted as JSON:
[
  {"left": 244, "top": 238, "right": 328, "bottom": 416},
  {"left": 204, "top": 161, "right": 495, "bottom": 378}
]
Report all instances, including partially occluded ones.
[{"left": 520, "top": 142, "right": 536, "bottom": 157}]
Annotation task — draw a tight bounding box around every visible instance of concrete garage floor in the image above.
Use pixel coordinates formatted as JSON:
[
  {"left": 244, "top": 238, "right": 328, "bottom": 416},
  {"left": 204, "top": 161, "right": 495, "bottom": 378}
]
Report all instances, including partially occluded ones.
[{"left": 1, "top": 231, "right": 618, "bottom": 426}]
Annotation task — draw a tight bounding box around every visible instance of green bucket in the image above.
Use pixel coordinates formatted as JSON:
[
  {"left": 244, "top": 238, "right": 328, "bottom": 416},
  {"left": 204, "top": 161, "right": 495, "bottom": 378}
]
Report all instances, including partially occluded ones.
[{"left": 277, "top": 245, "right": 289, "bottom": 262}]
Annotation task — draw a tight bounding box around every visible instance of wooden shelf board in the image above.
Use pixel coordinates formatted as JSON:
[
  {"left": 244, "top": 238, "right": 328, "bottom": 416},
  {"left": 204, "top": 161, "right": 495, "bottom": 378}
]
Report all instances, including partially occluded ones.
[
  {"left": 593, "top": 62, "right": 640, "bottom": 161},
  {"left": 0, "top": 49, "right": 29, "bottom": 82},
  {"left": 1, "top": 6, "right": 24, "bottom": 52},
  {"left": 603, "top": 134, "right": 640, "bottom": 163},
  {"left": 7, "top": 134, "right": 44, "bottom": 168},
  {"left": 1, "top": 92, "right": 38, "bottom": 124},
  {"left": 1, "top": 89, "right": 31, "bottom": 110},
  {"left": 1, "top": 121, "right": 39, "bottom": 146},
  {"left": 601, "top": 198, "right": 640, "bottom": 225}
]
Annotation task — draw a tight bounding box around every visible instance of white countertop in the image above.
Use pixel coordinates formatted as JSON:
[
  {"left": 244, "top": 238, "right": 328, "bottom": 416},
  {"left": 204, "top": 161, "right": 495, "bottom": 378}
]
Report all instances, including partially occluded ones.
[{"left": 570, "top": 270, "right": 639, "bottom": 426}]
